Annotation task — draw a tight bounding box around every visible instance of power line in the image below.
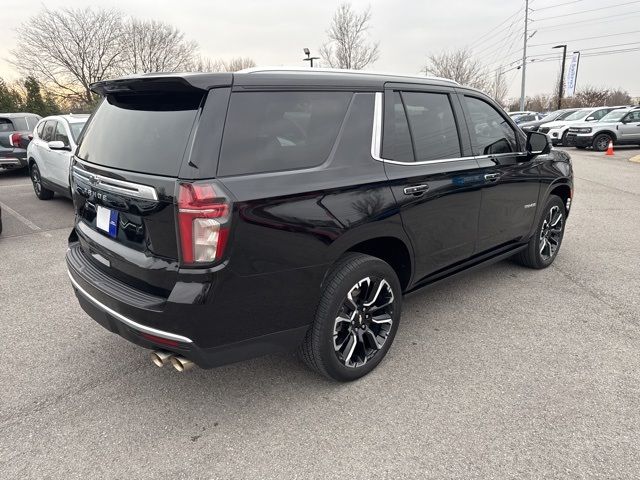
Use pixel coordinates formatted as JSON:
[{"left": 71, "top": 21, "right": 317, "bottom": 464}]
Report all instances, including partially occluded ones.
[
  {"left": 532, "top": 0, "right": 640, "bottom": 21},
  {"left": 532, "top": 0, "right": 588, "bottom": 11},
  {"left": 469, "top": 6, "right": 523, "bottom": 45},
  {"left": 535, "top": 10, "right": 640, "bottom": 31},
  {"left": 529, "top": 30, "right": 640, "bottom": 47}
]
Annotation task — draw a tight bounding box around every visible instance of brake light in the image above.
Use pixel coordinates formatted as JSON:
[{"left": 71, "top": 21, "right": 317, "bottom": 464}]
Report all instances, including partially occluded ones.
[
  {"left": 177, "top": 182, "right": 230, "bottom": 265},
  {"left": 9, "top": 133, "right": 21, "bottom": 148}
]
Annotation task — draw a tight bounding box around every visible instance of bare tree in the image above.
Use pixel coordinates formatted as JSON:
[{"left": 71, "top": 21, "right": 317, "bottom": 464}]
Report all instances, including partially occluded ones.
[
  {"left": 607, "top": 88, "right": 631, "bottom": 106},
  {"left": 487, "top": 69, "right": 508, "bottom": 106},
  {"left": 320, "top": 3, "right": 380, "bottom": 70},
  {"left": 121, "top": 19, "right": 198, "bottom": 73},
  {"left": 11, "top": 7, "right": 123, "bottom": 105},
  {"left": 223, "top": 57, "right": 257, "bottom": 72},
  {"left": 190, "top": 56, "right": 256, "bottom": 72},
  {"left": 423, "top": 48, "right": 487, "bottom": 89},
  {"left": 575, "top": 86, "right": 609, "bottom": 107}
]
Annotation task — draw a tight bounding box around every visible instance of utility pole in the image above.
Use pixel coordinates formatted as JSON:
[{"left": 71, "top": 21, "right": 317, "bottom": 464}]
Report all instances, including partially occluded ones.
[
  {"left": 553, "top": 44, "right": 568, "bottom": 110},
  {"left": 519, "top": 0, "right": 529, "bottom": 111}
]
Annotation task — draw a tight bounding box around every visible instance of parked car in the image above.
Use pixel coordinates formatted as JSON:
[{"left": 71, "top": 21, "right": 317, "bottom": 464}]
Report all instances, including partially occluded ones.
[
  {"left": 519, "top": 109, "right": 580, "bottom": 132},
  {"left": 507, "top": 110, "right": 537, "bottom": 118},
  {"left": 512, "top": 112, "right": 545, "bottom": 124},
  {"left": 565, "top": 107, "right": 640, "bottom": 150},
  {"left": 27, "top": 114, "right": 89, "bottom": 199},
  {"left": 66, "top": 69, "right": 573, "bottom": 381},
  {"left": 0, "top": 113, "right": 41, "bottom": 170},
  {"left": 539, "top": 106, "right": 624, "bottom": 145}
]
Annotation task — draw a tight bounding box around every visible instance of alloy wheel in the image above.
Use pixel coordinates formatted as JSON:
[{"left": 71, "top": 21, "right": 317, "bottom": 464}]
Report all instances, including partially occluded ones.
[
  {"left": 595, "top": 135, "right": 611, "bottom": 151},
  {"left": 31, "top": 167, "right": 41, "bottom": 195},
  {"left": 333, "top": 276, "right": 395, "bottom": 368},
  {"left": 539, "top": 205, "right": 564, "bottom": 261}
]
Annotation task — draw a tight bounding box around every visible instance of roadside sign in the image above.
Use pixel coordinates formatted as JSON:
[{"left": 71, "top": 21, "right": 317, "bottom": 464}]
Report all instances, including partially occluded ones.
[{"left": 565, "top": 51, "right": 580, "bottom": 97}]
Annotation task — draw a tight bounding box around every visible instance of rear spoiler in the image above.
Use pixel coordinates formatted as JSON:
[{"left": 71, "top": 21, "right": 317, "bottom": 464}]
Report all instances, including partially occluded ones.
[{"left": 90, "top": 73, "right": 233, "bottom": 96}]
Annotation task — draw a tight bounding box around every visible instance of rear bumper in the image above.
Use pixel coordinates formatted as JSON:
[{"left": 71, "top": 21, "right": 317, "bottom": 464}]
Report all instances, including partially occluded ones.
[
  {"left": 66, "top": 241, "right": 313, "bottom": 369},
  {"left": 0, "top": 149, "right": 27, "bottom": 169}
]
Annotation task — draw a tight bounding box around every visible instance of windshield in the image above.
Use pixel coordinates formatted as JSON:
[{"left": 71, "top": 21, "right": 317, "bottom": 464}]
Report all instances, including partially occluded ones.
[
  {"left": 69, "top": 121, "right": 87, "bottom": 142},
  {"left": 539, "top": 112, "right": 560, "bottom": 122},
  {"left": 599, "top": 110, "right": 627, "bottom": 122},
  {"left": 565, "top": 110, "right": 590, "bottom": 121},
  {"left": 556, "top": 110, "right": 578, "bottom": 120}
]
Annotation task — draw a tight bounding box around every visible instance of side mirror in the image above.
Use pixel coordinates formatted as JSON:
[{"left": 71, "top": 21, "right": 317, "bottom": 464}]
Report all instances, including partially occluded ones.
[
  {"left": 48, "top": 140, "right": 70, "bottom": 151},
  {"left": 526, "top": 131, "right": 551, "bottom": 158}
]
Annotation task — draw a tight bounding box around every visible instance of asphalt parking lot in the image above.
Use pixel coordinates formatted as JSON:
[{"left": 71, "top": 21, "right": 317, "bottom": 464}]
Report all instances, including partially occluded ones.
[{"left": 1, "top": 147, "right": 640, "bottom": 479}]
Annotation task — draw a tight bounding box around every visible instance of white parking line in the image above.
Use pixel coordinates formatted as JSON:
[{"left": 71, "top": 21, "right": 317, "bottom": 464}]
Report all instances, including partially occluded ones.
[
  {"left": 0, "top": 182, "right": 32, "bottom": 188},
  {"left": 0, "top": 199, "right": 41, "bottom": 231}
]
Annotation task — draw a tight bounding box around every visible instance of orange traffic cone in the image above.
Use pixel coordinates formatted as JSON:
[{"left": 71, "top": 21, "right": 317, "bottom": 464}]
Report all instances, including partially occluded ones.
[{"left": 606, "top": 141, "right": 614, "bottom": 156}]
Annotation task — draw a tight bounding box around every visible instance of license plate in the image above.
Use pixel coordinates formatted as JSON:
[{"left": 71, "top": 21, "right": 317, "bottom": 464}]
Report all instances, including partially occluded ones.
[{"left": 96, "top": 205, "right": 118, "bottom": 238}]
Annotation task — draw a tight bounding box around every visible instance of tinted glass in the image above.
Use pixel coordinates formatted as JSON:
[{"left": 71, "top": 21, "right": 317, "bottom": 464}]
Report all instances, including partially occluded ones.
[
  {"left": 600, "top": 110, "right": 627, "bottom": 122},
  {"left": 42, "top": 120, "right": 56, "bottom": 142},
  {"left": 9, "top": 117, "right": 28, "bottom": 131},
  {"left": 69, "top": 121, "right": 87, "bottom": 142},
  {"left": 53, "top": 121, "right": 69, "bottom": 145},
  {"left": 565, "top": 110, "right": 589, "bottom": 121},
  {"left": 591, "top": 109, "right": 611, "bottom": 120},
  {"left": 464, "top": 96, "right": 517, "bottom": 154},
  {"left": 626, "top": 111, "right": 640, "bottom": 122},
  {"left": 77, "top": 92, "right": 203, "bottom": 176},
  {"left": 0, "top": 118, "right": 13, "bottom": 132},
  {"left": 401, "top": 91, "right": 460, "bottom": 161},
  {"left": 36, "top": 121, "right": 45, "bottom": 138},
  {"left": 218, "top": 91, "right": 352, "bottom": 176},
  {"left": 556, "top": 110, "right": 578, "bottom": 120},
  {"left": 382, "top": 91, "right": 414, "bottom": 162}
]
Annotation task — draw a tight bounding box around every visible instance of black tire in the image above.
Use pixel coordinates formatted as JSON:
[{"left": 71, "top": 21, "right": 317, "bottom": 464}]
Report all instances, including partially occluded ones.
[
  {"left": 592, "top": 133, "right": 612, "bottom": 152},
  {"left": 514, "top": 195, "right": 566, "bottom": 269},
  {"left": 30, "top": 163, "right": 54, "bottom": 200},
  {"left": 560, "top": 131, "right": 569, "bottom": 146},
  {"left": 299, "top": 253, "right": 402, "bottom": 381}
]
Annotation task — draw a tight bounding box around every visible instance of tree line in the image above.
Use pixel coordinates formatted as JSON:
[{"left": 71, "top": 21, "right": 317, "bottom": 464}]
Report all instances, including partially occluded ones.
[{"left": 1, "top": 3, "right": 632, "bottom": 116}]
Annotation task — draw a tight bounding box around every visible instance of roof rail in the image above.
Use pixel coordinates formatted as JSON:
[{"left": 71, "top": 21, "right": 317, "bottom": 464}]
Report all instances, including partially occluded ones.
[{"left": 237, "top": 66, "right": 459, "bottom": 85}]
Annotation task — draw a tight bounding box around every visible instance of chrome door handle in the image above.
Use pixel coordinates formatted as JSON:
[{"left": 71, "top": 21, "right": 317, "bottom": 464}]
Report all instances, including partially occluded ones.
[
  {"left": 403, "top": 184, "right": 429, "bottom": 195},
  {"left": 484, "top": 173, "right": 501, "bottom": 182}
]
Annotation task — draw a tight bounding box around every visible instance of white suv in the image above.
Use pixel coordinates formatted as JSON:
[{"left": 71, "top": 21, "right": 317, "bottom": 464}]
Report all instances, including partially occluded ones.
[
  {"left": 27, "top": 114, "right": 88, "bottom": 200},
  {"left": 538, "top": 107, "right": 622, "bottom": 146},
  {"left": 565, "top": 107, "right": 640, "bottom": 151}
]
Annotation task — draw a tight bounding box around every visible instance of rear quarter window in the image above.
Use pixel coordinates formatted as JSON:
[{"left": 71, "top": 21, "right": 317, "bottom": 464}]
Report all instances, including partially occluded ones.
[{"left": 217, "top": 91, "right": 352, "bottom": 176}]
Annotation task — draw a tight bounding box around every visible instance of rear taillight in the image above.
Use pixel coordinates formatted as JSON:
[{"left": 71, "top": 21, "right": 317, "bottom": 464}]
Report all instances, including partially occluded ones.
[
  {"left": 9, "top": 133, "right": 21, "bottom": 148},
  {"left": 177, "top": 182, "right": 230, "bottom": 265}
]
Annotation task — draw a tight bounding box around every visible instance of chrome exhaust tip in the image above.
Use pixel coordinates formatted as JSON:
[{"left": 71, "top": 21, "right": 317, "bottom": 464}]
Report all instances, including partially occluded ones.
[
  {"left": 170, "top": 355, "right": 194, "bottom": 372},
  {"left": 150, "top": 350, "right": 172, "bottom": 367}
]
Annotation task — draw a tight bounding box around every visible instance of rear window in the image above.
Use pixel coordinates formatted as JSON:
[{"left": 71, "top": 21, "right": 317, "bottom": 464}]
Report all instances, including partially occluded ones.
[
  {"left": 217, "top": 91, "right": 352, "bottom": 177},
  {"left": 76, "top": 93, "right": 203, "bottom": 176},
  {"left": 0, "top": 118, "right": 13, "bottom": 132}
]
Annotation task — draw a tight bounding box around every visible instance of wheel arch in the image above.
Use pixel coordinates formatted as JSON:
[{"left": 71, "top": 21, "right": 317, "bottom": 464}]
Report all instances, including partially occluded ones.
[
  {"left": 594, "top": 130, "right": 618, "bottom": 141},
  {"left": 326, "top": 227, "right": 415, "bottom": 292}
]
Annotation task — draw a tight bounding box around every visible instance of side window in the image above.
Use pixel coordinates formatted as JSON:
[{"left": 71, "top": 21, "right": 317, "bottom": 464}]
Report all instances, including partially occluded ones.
[
  {"left": 382, "top": 91, "right": 414, "bottom": 162},
  {"left": 592, "top": 109, "right": 609, "bottom": 120},
  {"left": 401, "top": 91, "right": 461, "bottom": 161},
  {"left": 36, "top": 121, "right": 45, "bottom": 138},
  {"left": 464, "top": 96, "right": 517, "bottom": 155},
  {"left": 42, "top": 120, "right": 56, "bottom": 142},
  {"left": 627, "top": 111, "right": 640, "bottom": 122},
  {"left": 54, "top": 121, "right": 70, "bottom": 146},
  {"left": 218, "top": 91, "right": 352, "bottom": 176}
]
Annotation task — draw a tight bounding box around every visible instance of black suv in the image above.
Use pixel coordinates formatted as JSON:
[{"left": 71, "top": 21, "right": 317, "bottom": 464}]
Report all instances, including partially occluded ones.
[{"left": 67, "top": 69, "right": 573, "bottom": 381}]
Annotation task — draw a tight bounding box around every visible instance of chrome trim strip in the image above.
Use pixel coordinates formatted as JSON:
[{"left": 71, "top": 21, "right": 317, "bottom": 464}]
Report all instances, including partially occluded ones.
[
  {"left": 68, "top": 270, "right": 193, "bottom": 344},
  {"left": 371, "top": 92, "right": 384, "bottom": 161},
  {"left": 72, "top": 166, "right": 159, "bottom": 201}
]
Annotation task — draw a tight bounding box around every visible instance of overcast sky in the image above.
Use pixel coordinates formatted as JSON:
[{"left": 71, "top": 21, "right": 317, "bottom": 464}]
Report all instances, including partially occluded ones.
[{"left": 3, "top": 0, "right": 639, "bottom": 100}]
